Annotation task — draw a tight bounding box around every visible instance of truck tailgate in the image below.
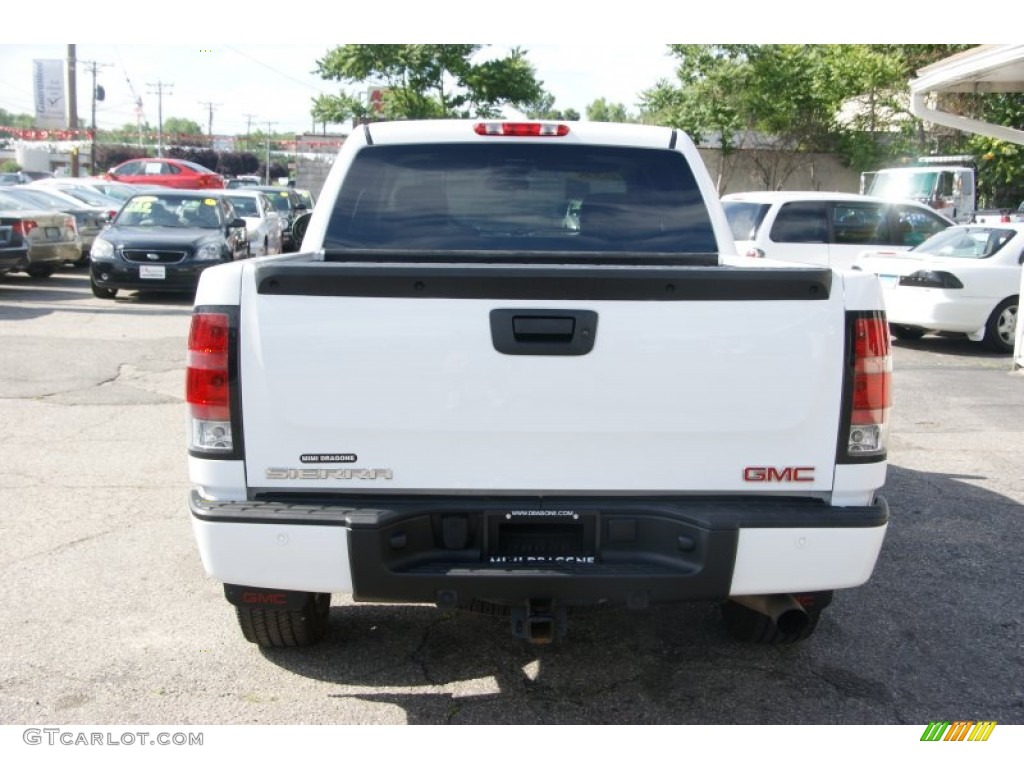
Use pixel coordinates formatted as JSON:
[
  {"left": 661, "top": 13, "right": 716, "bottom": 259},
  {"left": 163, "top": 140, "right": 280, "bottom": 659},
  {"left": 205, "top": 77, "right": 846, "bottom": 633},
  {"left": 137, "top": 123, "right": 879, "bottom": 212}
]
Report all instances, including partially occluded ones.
[{"left": 239, "top": 262, "right": 844, "bottom": 494}]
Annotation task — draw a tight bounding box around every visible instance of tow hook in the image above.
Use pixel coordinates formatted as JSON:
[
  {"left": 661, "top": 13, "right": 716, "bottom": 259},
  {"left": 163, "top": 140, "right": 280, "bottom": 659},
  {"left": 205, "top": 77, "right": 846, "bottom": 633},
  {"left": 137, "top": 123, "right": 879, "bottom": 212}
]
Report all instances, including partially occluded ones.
[{"left": 511, "top": 599, "right": 567, "bottom": 644}]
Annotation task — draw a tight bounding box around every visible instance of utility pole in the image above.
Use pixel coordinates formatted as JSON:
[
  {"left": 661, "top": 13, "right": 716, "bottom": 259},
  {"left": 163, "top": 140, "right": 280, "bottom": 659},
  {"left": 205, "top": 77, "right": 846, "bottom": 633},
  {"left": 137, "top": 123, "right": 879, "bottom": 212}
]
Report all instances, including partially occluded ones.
[
  {"left": 263, "top": 121, "right": 278, "bottom": 184},
  {"left": 134, "top": 98, "right": 144, "bottom": 150},
  {"left": 146, "top": 81, "right": 173, "bottom": 156},
  {"left": 66, "top": 45, "right": 79, "bottom": 176},
  {"left": 81, "top": 60, "right": 111, "bottom": 174},
  {"left": 199, "top": 100, "right": 221, "bottom": 145},
  {"left": 243, "top": 113, "right": 257, "bottom": 153}
]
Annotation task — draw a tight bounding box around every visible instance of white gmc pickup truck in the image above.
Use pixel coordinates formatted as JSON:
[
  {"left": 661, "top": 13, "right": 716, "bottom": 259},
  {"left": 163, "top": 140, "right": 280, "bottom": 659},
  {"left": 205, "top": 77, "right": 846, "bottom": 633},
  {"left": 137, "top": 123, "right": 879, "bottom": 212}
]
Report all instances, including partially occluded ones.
[{"left": 186, "top": 120, "right": 891, "bottom": 647}]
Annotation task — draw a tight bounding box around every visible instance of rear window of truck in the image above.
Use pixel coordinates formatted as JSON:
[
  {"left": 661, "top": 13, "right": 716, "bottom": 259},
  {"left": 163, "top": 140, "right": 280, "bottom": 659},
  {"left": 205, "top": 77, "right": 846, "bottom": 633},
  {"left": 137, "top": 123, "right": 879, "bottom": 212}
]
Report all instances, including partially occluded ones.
[{"left": 322, "top": 143, "right": 717, "bottom": 260}]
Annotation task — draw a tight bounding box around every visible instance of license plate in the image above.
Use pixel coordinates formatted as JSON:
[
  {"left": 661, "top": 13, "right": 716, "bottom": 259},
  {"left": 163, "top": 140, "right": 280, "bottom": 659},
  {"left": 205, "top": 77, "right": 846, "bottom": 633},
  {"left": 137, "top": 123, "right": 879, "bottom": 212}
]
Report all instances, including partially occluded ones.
[
  {"left": 45, "top": 227, "right": 61, "bottom": 240},
  {"left": 139, "top": 265, "right": 166, "bottom": 280},
  {"left": 878, "top": 274, "right": 898, "bottom": 287}
]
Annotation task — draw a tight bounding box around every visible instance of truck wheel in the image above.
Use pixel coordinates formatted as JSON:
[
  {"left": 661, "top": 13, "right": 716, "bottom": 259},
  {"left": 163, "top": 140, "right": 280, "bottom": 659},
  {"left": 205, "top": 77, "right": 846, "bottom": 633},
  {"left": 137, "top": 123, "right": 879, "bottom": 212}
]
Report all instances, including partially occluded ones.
[
  {"left": 889, "top": 324, "right": 926, "bottom": 341},
  {"left": 982, "top": 297, "right": 1017, "bottom": 354},
  {"left": 721, "top": 591, "right": 833, "bottom": 645},
  {"left": 235, "top": 592, "right": 330, "bottom": 648}
]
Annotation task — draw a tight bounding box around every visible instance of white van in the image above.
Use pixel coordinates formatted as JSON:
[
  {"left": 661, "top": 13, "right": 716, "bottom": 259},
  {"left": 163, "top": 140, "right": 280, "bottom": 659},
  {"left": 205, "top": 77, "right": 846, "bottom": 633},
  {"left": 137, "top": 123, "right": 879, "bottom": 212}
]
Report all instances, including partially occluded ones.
[{"left": 722, "top": 191, "right": 954, "bottom": 269}]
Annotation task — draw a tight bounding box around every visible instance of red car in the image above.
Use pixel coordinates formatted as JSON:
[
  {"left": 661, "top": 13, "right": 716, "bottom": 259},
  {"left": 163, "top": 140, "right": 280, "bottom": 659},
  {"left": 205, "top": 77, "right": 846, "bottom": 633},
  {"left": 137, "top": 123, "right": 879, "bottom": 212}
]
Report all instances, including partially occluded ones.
[{"left": 105, "top": 158, "right": 225, "bottom": 190}]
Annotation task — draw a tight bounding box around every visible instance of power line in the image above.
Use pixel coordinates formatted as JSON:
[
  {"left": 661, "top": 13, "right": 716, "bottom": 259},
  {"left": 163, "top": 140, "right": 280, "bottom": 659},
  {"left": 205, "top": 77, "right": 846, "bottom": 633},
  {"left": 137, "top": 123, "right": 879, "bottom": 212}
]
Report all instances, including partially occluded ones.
[{"left": 224, "top": 46, "right": 323, "bottom": 92}]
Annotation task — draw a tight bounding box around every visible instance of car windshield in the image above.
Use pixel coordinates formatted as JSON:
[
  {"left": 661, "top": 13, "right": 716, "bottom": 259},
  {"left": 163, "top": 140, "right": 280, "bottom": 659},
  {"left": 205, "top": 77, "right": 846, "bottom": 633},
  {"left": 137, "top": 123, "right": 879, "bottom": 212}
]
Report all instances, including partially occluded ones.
[
  {"left": 179, "top": 160, "right": 216, "bottom": 174},
  {"left": 95, "top": 184, "right": 139, "bottom": 202},
  {"left": 56, "top": 186, "right": 117, "bottom": 207},
  {"left": 912, "top": 226, "right": 1015, "bottom": 259},
  {"left": 323, "top": 143, "right": 717, "bottom": 259},
  {"left": 0, "top": 190, "right": 37, "bottom": 211},
  {"left": 868, "top": 171, "right": 937, "bottom": 201},
  {"left": 264, "top": 191, "right": 292, "bottom": 212},
  {"left": 2, "top": 189, "right": 71, "bottom": 210},
  {"left": 227, "top": 196, "right": 259, "bottom": 216},
  {"left": 722, "top": 201, "right": 770, "bottom": 241},
  {"left": 116, "top": 194, "right": 224, "bottom": 228}
]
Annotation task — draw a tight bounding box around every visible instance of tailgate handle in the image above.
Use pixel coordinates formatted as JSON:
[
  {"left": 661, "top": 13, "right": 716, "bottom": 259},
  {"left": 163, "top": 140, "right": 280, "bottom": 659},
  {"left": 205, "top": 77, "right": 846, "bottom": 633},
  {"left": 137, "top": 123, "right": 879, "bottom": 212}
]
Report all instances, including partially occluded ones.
[{"left": 490, "top": 309, "right": 597, "bottom": 356}]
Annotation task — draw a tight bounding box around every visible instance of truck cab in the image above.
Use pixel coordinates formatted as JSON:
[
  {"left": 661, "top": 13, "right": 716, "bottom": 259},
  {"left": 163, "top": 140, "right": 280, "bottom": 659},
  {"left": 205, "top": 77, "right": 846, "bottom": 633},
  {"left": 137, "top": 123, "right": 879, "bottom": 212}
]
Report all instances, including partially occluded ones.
[{"left": 862, "top": 162, "right": 975, "bottom": 222}]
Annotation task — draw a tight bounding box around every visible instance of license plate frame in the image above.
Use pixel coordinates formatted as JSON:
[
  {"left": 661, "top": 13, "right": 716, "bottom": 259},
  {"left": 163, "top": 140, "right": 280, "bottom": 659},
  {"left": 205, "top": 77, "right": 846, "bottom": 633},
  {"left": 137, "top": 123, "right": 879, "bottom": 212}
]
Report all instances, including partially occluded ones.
[{"left": 139, "top": 265, "right": 166, "bottom": 280}]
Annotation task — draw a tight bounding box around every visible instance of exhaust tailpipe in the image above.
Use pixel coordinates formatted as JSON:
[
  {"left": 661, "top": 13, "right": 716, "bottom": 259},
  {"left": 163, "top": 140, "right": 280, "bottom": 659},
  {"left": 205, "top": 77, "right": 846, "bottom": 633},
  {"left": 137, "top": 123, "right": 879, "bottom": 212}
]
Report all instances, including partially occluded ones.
[{"left": 730, "top": 594, "right": 810, "bottom": 634}]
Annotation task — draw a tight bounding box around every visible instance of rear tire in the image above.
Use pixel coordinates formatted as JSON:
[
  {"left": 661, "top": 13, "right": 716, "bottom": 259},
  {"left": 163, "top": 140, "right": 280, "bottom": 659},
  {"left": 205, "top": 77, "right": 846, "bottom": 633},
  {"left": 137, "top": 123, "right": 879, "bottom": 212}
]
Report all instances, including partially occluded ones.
[
  {"left": 235, "top": 592, "right": 330, "bottom": 648},
  {"left": 889, "top": 324, "right": 926, "bottom": 341},
  {"left": 982, "top": 297, "right": 1017, "bottom": 354},
  {"left": 26, "top": 265, "right": 56, "bottom": 279},
  {"left": 721, "top": 591, "right": 832, "bottom": 645}
]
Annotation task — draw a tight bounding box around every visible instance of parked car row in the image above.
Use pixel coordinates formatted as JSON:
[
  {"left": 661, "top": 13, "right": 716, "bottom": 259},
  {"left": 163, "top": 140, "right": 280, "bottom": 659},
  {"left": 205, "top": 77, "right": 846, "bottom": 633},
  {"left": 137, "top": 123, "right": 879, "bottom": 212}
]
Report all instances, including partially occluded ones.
[
  {"left": 0, "top": 189, "right": 81, "bottom": 278},
  {"left": 7, "top": 176, "right": 1013, "bottom": 355},
  {"left": 1, "top": 164, "right": 317, "bottom": 282},
  {"left": 721, "top": 190, "right": 1019, "bottom": 355}
]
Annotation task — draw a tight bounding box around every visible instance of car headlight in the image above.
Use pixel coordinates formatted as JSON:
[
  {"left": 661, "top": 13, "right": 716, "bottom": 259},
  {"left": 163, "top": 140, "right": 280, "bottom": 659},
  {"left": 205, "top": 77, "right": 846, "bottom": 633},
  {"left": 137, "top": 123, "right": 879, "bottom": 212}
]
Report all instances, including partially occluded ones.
[
  {"left": 898, "top": 270, "right": 964, "bottom": 289},
  {"left": 195, "top": 243, "right": 223, "bottom": 261},
  {"left": 90, "top": 238, "right": 115, "bottom": 260}
]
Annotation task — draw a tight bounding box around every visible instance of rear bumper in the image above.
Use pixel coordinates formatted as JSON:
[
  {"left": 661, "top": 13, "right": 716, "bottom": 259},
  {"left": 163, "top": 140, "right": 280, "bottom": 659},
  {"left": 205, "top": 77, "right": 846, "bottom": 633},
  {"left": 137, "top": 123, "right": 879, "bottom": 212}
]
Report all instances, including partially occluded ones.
[
  {"left": 190, "top": 492, "right": 889, "bottom": 604},
  {"left": 882, "top": 287, "right": 991, "bottom": 333},
  {"left": 0, "top": 247, "right": 28, "bottom": 273},
  {"left": 29, "top": 241, "right": 79, "bottom": 265}
]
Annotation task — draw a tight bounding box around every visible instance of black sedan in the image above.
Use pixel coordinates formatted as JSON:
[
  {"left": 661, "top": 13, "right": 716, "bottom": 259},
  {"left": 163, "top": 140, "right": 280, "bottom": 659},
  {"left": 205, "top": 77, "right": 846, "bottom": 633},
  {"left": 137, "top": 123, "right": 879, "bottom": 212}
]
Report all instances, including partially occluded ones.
[{"left": 89, "top": 190, "right": 249, "bottom": 299}]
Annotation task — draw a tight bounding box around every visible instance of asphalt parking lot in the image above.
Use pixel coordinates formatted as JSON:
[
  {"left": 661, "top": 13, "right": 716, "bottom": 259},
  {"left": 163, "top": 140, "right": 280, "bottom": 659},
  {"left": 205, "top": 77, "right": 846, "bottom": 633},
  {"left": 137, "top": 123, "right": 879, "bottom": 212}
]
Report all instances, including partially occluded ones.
[{"left": 0, "top": 269, "right": 1021, "bottom": 729}]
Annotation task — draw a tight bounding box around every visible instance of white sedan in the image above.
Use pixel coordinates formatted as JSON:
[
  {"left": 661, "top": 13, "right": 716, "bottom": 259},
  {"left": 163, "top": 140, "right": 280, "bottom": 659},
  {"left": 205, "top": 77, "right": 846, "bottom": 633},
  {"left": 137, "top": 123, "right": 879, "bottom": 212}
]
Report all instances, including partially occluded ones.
[
  {"left": 853, "top": 224, "right": 1022, "bottom": 353},
  {"left": 223, "top": 190, "right": 284, "bottom": 257}
]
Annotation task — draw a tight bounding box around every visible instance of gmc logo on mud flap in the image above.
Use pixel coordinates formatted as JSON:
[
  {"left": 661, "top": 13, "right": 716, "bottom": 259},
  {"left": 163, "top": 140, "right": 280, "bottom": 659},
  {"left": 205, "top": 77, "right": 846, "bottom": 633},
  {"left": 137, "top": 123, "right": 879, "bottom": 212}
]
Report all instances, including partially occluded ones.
[
  {"left": 241, "top": 592, "right": 288, "bottom": 606},
  {"left": 743, "top": 466, "right": 816, "bottom": 482}
]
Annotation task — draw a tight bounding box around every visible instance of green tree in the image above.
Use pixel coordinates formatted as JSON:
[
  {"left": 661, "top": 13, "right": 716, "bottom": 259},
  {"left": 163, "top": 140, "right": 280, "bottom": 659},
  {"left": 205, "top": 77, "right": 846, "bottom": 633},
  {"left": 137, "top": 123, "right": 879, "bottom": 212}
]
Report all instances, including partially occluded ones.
[
  {"left": 524, "top": 91, "right": 579, "bottom": 121},
  {"left": 311, "top": 44, "right": 543, "bottom": 124},
  {"left": 0, "top": 108, "right": 35, "bottom": 129},
  {"left": 162, "top": 117, "right": 205, "bottom": 140},
  {"left": 968, "top": 93, "right": 1024, "bottom": 207},
  {"left": 639, "top": 45, "right": 978, "bottom": 192},
  {"left": 586, "top": 98, "right": 636, "bottom": 123}
]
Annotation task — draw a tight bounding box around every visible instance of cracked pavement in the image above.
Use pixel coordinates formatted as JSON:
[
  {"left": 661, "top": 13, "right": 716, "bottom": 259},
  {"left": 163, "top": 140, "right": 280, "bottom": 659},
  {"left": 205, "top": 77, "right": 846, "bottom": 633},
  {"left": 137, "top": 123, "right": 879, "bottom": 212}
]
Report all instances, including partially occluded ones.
[{"left": 0, "top": 270, "right": 1022, "bottom": 731}]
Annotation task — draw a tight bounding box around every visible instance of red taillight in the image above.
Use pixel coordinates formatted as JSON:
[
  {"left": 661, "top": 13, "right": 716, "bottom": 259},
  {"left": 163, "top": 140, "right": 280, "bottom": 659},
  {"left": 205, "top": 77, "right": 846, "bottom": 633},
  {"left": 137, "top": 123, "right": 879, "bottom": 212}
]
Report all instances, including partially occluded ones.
[
  {"left": 848, "top": 315, "right": 892, "bottom": 455},
  {"left": 187, "top": 312, "right": 230, "bottom": 419},
  {"left": 186, "top": 313, "right": 233, "bottom": 463},
  {"left": 473, "top": 122, "right": 569, "bottom": 137},
  {"left": 14, "top": 219, "right": 38, "bottom": 237}
]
